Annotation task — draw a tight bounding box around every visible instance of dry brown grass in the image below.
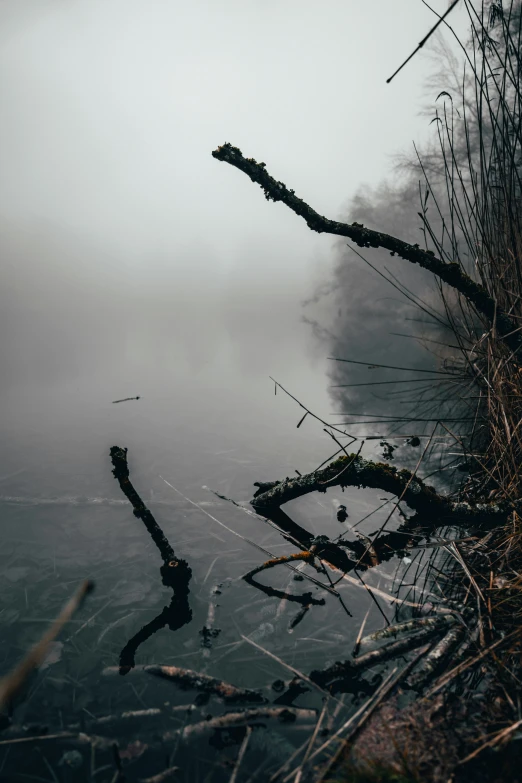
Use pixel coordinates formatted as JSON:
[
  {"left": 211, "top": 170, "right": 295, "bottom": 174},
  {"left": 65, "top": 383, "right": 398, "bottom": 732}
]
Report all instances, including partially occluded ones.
[{"left": 328, "top": 5, "right": 522, "bottom": 779}]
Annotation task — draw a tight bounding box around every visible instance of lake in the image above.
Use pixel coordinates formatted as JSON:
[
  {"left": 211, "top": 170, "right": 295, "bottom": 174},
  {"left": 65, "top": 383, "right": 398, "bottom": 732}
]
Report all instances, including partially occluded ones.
[{"left": 0, "top": 352, "right": 445, "bottom": 782}]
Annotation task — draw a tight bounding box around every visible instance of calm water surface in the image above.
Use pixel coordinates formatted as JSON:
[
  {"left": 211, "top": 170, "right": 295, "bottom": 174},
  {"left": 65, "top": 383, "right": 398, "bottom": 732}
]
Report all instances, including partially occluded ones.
[{"left": 0, "top": 364, "right": 434, "bottom": 781}]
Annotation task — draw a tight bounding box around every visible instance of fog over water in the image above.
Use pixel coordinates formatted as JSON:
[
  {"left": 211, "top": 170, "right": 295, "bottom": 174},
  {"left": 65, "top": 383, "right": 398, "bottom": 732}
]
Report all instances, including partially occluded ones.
[
  {"left": 0, "top": 2, "right": 469, "bottom": 778},
  {"left": 0, "top": 1, "right": 467, "bottom": 399}
]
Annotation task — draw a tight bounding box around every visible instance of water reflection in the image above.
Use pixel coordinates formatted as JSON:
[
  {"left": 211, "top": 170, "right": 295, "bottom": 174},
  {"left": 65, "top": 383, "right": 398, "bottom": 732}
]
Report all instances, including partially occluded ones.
[
  {"left": 109, "top": 446, "right": 193, "bottom": 675},
  {"left": 0, "top": 381, "right": 466, "bottom": 781}
]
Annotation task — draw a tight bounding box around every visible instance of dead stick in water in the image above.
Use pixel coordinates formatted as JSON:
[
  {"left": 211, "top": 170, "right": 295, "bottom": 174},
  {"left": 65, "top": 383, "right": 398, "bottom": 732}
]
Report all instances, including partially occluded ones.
[
  {"left": 425, "top": 626, "right": 522, "bottom": 698},
  {"left": 0, "top": 732, "right": 79, "bottom": 747},
  {"left": 352, "top": 607, "right": 371, "bottom": 658},
  {"left": 288, "top": 701, "right": 328, "bottom": 783},
  {"left": 110, "top": 446, "right": 176, "bottom": 564},
  {"left": 109, "top": 448, "right": 192, "bottom": 673},
  {"left": 337, "top": 572, "right": 455, "bottom": 614},
  {"left": 163, "top": 707, "right": 317, "bottom": 743},
  {"left": 244, "top": 552, "right": 316, "bottom": 579},
  {"left": 405, "top": 624, "right": 465, "bottom": 691},
  {"left": 357, "top": 614, "right": 457, "bottom": 653},
  {"left": 1, "top": 706, "right": 197, "bottom": 740},
  {"left": 0, "top": 579, "right": 94, "bottom": 710},
  {"left": 241, "top": 636, "right": 339, "bottom": 704},
  {"left": 310, "top": 625, "right": 448, "bottom": 689},
  {"left": 0, "top": 733, "right": 117, "bottom": 750},
  {"left": 102, "top": 665, "right": 266, "bottom": 704}
]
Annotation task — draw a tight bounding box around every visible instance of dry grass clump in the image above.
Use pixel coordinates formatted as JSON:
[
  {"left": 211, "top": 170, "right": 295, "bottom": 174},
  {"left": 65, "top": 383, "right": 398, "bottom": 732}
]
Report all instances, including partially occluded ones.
[
  {"left": 415, "top": 0, "right": 522, "bottom": 634},
  {"left": 329, "top": 6, "right": 522, "bottom": 779}
]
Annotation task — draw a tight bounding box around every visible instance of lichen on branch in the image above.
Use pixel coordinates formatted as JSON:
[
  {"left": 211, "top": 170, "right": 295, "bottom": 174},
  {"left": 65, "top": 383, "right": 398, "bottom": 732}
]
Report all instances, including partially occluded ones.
[
  {"left": 251, "top": 453, "right": 514, "bottom": 525},
  {"left": 212, "top": 142, "right": 521, "bottom": 355}
]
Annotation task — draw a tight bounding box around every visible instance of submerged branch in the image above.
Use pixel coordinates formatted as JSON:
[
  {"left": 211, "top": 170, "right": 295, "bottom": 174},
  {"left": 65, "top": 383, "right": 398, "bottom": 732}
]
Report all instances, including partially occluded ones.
[
  {"left": 109, "top": 447, "right": 192, "bottom": 673},
  {"left": 163, "top": 707, "right": 317, "bottom": 743}
]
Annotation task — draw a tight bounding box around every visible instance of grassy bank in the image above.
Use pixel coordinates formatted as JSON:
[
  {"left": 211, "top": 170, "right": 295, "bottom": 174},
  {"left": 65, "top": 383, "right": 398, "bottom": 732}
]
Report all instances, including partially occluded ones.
[{"left": 324, "top": 2, "right": 522, "bottom": 779}]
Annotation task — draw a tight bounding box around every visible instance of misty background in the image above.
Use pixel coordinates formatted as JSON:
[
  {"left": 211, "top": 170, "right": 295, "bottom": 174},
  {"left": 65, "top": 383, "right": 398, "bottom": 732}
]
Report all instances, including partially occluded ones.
[
  {"left": 0, "top": 0, "right": 476, "bottom": 557},
  {"left": 0, "top": 5, "right": 480, "bottom": 775},
  {"left": 0, "top": 0, "right": 467, "bottom": 407}
]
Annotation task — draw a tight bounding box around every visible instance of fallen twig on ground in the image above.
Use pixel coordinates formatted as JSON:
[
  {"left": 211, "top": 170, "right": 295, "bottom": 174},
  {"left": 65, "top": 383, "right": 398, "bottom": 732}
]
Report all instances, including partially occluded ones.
[{"left": 457, "top": 718, "right": 522, "bottom": 765}]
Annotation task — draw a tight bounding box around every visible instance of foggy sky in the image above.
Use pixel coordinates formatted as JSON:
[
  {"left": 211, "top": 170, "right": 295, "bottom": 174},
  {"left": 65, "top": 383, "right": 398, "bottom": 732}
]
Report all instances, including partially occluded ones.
[{"left": 0, "top": 1, "right": 469, "bottom": 464}]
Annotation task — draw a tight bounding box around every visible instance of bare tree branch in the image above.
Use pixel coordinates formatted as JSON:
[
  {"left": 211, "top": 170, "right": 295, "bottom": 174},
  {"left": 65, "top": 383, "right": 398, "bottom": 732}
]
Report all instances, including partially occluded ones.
[
  {"left": 251, "top": 453, "right": 516, "bottom": 524},
  {"left": 212, "top": 143, "right": 522, "bottom": 355}
]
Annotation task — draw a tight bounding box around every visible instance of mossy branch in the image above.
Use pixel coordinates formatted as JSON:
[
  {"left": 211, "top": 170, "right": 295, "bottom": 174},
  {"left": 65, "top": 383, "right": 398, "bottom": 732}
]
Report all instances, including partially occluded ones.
[
  {"left": 251, "top": 454, "right": 514, "bottom": 525},
  {"left": 212, "top": 143, "right": 521, "bottom": 355}
]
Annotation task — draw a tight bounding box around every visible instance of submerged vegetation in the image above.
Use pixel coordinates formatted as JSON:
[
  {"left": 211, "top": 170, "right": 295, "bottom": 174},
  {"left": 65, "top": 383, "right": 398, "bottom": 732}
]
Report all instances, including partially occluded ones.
[{"left": 2, "top": 1, "right": 522, "bottom": 781}]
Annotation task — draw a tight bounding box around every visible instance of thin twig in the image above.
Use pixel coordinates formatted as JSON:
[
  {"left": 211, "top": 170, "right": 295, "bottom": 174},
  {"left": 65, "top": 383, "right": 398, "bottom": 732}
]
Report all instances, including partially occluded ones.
[
  {"left": 229, "top": 726, "right": 252, "bottom": 783},
  {"left": 240, "top": 635, "right": 339, "bottom": 705},
  {"left": 386, "top": 0, "right": 461, "bottom": 83},
  {"left": 0, "top": 580, "right": 94, "bottom": 710}
]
